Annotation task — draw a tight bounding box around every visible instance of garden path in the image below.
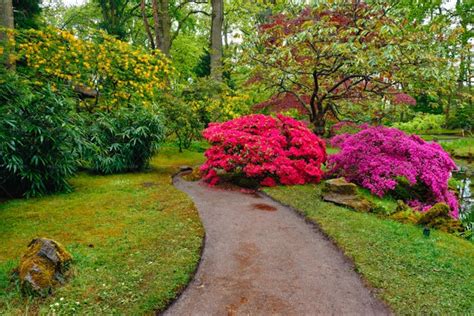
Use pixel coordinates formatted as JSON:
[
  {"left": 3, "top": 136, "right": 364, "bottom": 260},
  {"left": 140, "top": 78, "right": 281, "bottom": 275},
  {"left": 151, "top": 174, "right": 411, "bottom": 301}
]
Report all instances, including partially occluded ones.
[{"left": 164, "top": 175, "right": 390, "bottom": 316}]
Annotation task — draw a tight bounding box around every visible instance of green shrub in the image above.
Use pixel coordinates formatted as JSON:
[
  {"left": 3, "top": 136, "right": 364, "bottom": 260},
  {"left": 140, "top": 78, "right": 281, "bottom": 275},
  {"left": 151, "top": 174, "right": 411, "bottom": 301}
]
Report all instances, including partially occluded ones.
[
  {"left": 446, "top": 104, "right": 474, "bottom": 130},
  {"left": 83, "top": 107, "right": 164, "bottom": 174},
  {"left": 157, "top": 93, "right": 204, "bottom": 152},
  {"left": 392, "top": 113, "right": 445, "bottom": 133},
  {"left": 0, "top": 70, "right": 80, "bottom": 197}
]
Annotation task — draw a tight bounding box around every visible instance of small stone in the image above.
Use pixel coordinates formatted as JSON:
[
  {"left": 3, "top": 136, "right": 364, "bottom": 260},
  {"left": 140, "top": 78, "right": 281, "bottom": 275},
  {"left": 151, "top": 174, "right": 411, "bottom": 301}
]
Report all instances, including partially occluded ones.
[
  {"left": 322, "top": 178, "right": 373, "bottom": 212},
  {"left": 323, "top": 192, "right": 373, "bottom": 212},
  {"left": 418, "top": 203, "right": 464, "bottom": 233},
  {"left": 323, "top": 178, "right": 358, "bottom": 195},
  {"left": 179, "top": 165, "right": 193, "bottom": 172},
  {"left": 16, "top": 238, "right": 72, "bottom": 297}
]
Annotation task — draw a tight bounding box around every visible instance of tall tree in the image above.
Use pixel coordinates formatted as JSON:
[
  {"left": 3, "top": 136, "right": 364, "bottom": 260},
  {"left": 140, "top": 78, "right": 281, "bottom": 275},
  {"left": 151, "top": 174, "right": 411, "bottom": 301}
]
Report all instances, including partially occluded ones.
[
  {"left": 210, "top": 0, "right": 223, "bottom": 81},
  {"left": 141, "top": 0, "right": 155, "bottom": 48},
  {"left": 0, "top": 0, "right": 14, "bottom": 69},
  {"left": 245, "top": 1, "right": 456, "bottom": 135},
  {"left": 140, "top": 0, "right": 208, "bottom": 55},
  {"left": 94, "top": 0, "right": 147, "bottom": 40},
  {"left": 152, "top": 0, "right": 171, "bottom": 55}
]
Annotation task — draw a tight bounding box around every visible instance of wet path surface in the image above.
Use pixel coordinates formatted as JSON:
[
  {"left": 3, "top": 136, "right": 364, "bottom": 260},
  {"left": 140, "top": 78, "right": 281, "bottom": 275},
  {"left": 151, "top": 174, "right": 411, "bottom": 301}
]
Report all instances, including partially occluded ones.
[{"left": 164, "top": 176, "right": 390, "bottom": 316}]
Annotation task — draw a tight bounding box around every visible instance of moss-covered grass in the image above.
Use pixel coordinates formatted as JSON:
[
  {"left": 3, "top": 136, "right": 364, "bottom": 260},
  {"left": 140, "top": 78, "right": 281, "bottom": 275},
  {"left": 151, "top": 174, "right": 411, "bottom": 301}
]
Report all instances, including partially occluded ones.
[
  {"left": 264, "top": 184, "right": 474, "bottom": 315},
  {"left": 0, "top": 146, "right": 205, "bottom": 315}
]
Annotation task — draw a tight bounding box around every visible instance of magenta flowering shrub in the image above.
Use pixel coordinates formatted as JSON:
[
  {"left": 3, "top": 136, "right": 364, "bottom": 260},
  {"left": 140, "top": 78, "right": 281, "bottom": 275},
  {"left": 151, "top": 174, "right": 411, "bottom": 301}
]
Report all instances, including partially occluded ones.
[
  {"left": 200, "top": 114, "right": 327, "bottom": 186},
  {"left": 393, "top": 93, "right": 417, "bottom": 105},
  {"left": 328, "top": 126, "right": 459, "bottom": 218}
]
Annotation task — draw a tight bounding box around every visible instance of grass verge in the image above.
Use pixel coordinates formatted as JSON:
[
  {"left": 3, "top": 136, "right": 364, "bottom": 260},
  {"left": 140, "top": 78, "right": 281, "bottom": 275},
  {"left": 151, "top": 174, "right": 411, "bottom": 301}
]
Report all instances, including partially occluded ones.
[
  {"left": 264, "top": 184, "right": 474, "bottom": 314},
  {"left": 439, "top": 137, "right": 474, "bottom": 158},
  {"left": 0, "top": 146, "right": 205, "bottom": 315}
]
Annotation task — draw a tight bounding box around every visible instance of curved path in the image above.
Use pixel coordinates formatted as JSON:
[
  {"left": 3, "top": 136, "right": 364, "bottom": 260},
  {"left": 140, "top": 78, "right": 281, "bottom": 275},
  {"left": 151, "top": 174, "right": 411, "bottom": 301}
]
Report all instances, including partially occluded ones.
[{"left": 164, "top": 176, "right": 390, "bottom": 316}]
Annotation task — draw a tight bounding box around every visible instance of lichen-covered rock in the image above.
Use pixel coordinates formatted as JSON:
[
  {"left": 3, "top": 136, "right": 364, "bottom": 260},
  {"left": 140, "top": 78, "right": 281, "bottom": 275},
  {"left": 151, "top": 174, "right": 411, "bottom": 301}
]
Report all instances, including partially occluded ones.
[
  {"left": 179, "top": 165, "right": 193, "bottom": 172},
  {"left": 322, "top": 178, "right": 373, "bottom": 212},
  {"left": 389, "top": 209, "right": 422, "bottom": 224},
  {"left": 323, "top": 178, "right": 358, "bottom": 195},
  {"left": 418, "top": 203, "right": 464, "bottom": 233},
  {"left": 182, "top": 167, "right": 202, "bottom": 182},
  {"left": 16, "top": 238, "right": 72, "bottom": 296},
  {"left": 323, "top": 192, "right": 374, "bottom": 212},
  {"left": 389, "top": 202, "right": 464, "bottom": 232}
]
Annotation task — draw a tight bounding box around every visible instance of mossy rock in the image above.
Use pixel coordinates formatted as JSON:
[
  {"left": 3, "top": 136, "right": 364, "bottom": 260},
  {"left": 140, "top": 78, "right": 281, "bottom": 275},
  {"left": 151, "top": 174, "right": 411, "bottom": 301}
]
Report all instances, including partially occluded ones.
[
  {"left": 16, "top": 238, "right": 72, "bottom": 297},
  {"left": 389, "top": 201, "right": 421, "bottom": 224},
  {"left": 418, "top": 203, "right": 464, "bottom": 233},
  {"left": 390, "top": 203, "right": 464, "bottom": 233},
  {"left": 390, "top": 210, "right": 422, "bottom": 224},
  {"left": 323, "top": 178, "right": 358, "bottom": 195},
  {"left": 181, "top": 167, "right": 202, "bottom": 182}
]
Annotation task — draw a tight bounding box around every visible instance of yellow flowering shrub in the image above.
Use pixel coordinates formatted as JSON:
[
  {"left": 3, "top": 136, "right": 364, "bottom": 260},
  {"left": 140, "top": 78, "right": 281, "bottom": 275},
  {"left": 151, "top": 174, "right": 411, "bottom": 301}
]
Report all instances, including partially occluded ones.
[
  {"left": 14, "top": 28, "right": 171, "bottom": 110},
  {"left": 190, "top": 93, "right": 250, "bottom": 123}
]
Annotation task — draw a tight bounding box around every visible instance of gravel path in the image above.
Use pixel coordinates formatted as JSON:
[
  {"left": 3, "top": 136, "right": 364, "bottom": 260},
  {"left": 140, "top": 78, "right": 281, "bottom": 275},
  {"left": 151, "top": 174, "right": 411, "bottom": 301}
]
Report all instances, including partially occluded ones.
[{"left": 164, "top": 176, "right": 390, "bottom": 316}]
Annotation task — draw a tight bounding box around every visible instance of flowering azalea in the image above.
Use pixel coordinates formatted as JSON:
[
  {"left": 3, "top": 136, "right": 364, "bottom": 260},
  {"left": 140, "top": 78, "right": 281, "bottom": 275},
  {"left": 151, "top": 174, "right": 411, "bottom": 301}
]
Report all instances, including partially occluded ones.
[
  {"left": 201, "top": 114, "right": 327, "bottom": 187},
  {"left": 328, "top": 126, "right": 459, "bottom": 218}
]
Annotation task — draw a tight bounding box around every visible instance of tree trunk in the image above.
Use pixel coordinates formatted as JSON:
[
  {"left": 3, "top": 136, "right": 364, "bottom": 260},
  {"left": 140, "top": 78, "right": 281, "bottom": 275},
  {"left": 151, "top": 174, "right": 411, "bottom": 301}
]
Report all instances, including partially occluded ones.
[
  {"left": 311, "top": 114, "right": 326, "bottom": 136},
  {"left": 141, "top": 0, "right": 155, "bottom": 49},
  {"left": 151, "top": 0, "right": 170, "bottom": 56},
  {"left": 152, "top": 0, "right": 161, "bottom": 50},
  {"left": 159, "top": 0, "right": 170, "bottom": 55},
  {"left": 0, "top": 0, "right": 14, "bottom": 69},
  {"left": 210, "top": 0, "right": 223, "bottom": 81}
]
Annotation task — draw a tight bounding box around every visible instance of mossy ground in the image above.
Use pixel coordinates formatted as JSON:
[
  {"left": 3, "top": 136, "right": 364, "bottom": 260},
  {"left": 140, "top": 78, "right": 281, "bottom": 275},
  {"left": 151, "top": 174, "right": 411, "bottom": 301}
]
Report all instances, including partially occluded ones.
[
  {"left": 264, "top": 184, "right": 474, "bottom": 314},
  {"left": 0, "top": 145, "right": 205, "bottom": 315}
]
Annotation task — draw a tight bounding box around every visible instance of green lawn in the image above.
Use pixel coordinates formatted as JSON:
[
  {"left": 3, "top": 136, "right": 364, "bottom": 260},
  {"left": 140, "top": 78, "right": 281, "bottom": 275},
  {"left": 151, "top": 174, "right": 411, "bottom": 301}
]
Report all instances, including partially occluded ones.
[
  {"left": 264, "top": 184, "right": 474, "bottom": 315},
  {"left": 439, "top": 137, "right": 474, "bottom": 158},
  {"left": 0, "top": 146, "right": 205, "bottom": 315}
]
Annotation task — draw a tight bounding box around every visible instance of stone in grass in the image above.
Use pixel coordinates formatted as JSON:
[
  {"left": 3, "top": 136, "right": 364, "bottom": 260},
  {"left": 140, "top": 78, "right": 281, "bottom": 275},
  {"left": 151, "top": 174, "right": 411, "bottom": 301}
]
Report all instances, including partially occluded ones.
[
  {"left": 322, "top": 178, "right": 373, "bottom": 212},
  {"left": 179, "top": 165, "right": 193, "bottom": 172},
  {"left": 14, "top": 238, "right": 73, "bottom": 297},
  {"left": 389, "top": 201, "right": 422, "bottom": 224},
  {"left": 182, "top": 168, "right": 202, "bottom": 182},
  {"left": 323, "top": 177, "right": 358, "bottom": 195},
  {"left": 418, "top": 203, "right": 464, "bottom": 233}
]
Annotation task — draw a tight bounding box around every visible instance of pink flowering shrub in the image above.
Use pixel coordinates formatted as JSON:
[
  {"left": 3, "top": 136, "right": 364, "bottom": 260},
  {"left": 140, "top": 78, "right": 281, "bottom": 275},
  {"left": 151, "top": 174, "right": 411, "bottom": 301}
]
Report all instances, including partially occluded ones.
[
  {"left": 328, "top": 126, "right": 459, "bottom": 218},
  {"left": 393, "top": 93, "right": 417, "bottom": 106},
  {"left": 200, "top": 114, "right": 327, "bottom": 186}
]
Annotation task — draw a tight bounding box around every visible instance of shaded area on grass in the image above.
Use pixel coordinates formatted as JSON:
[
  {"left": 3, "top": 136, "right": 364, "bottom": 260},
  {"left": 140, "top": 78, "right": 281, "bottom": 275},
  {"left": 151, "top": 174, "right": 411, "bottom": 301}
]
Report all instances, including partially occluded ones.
[
  {"left": 264, "top": 184, "right": 474, "bottom": 315},
  {"left": 0, "top": 146, "right": 205, "bottom": 314}
]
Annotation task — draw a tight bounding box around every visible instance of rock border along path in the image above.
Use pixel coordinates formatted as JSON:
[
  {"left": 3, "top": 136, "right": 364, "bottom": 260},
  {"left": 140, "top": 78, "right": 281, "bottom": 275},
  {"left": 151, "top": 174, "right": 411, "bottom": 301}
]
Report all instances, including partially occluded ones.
[{"left": 164, "top": 175, "right": 390, "bottom": 315}]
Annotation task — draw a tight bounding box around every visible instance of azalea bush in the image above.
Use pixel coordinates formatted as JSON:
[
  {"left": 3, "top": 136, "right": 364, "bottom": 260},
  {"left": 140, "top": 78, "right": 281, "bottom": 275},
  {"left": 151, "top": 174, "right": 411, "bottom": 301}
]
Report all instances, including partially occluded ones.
[
  {"left": 328, "top": 126, "right": 459, "bottom": 218},
  {"left": 14, "top": 27, "right": 171, "bottom": 111},
  {"left": 200, "top": 114, "right": 327, "bottom": 186}
]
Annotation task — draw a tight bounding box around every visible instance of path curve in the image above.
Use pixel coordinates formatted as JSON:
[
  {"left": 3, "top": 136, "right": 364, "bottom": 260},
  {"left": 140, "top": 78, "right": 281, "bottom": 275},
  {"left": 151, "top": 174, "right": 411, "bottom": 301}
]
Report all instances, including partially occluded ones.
[{"left": 164, "top": 176, "right": 390, "bottom": 316}]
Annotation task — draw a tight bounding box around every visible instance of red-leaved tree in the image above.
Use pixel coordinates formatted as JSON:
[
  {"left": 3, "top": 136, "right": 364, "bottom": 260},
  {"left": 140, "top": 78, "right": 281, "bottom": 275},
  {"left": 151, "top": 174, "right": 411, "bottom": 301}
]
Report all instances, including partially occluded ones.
[{"left": 244, "top": 1, "right": 455, "bottom": 135}]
